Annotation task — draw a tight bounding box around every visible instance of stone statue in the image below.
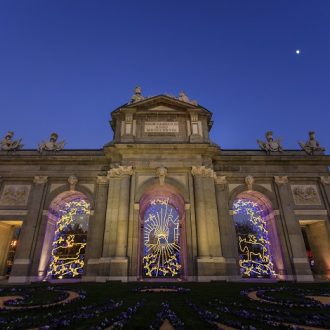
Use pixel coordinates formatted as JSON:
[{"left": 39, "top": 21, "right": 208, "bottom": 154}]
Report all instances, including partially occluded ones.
[
  {"left": 178, "top": 91, "right": 198, "bottom": 105},
  {"left": 130, "top": 86, "right": 145, "bottom": 103},
  {"left": 0, "top": 131, "right": 23, "bottom": 151},
  {"left": 257, "top": 131, "right": 283, "bottom": 153},
  {"left": 298, "top": 131, "right": 325, "bottom": 155},
  {"left": 38, "top": 133, "right": 65, "bottom": 152}
]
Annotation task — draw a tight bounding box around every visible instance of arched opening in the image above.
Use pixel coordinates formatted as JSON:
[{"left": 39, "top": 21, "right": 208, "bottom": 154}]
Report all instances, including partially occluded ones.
[
  {"left": 39, "top": 191, "right": 91, "bottom": 280},
  {"left": 139, "top": 185, "right": 186, "bottom": 279},
  {"left": 232, "top": 191, "right": 284, "bottom": 279},
  {"left": 0, "top": 221, "right": 22, "bottom": 278}
]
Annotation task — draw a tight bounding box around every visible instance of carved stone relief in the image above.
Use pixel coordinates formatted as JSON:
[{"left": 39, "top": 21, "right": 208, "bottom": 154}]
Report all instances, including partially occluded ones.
[
  {"left": 108, "top": 166, "right": 134, "bottom": 178},
  {"left": 291, "top": 185, "right": 321, "bottom": 205},
  {"left": 191, "top": 166, "right": 215, "bottom": 178},
  {"left": 0, "top": 185, "right": 31, "bottom": 206}
]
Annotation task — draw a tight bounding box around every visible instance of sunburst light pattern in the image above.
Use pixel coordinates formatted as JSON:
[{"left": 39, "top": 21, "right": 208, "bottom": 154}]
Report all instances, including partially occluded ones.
[{"left": 143, "top": 198, "right": 181, "bottom": 277}]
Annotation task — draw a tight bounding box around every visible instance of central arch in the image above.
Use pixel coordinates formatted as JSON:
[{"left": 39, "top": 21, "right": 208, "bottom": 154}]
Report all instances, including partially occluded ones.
[{"left": 139, "top": 184, "right": 186, "bottom": 279}]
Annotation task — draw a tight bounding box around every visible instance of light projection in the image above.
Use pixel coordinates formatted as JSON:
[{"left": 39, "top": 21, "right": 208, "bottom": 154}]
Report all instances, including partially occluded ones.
[
  {"left": 233, "top": 198, "right": 276, "bottom": 278},
  {"left": 143, "top": 198, "right": 182, "bottom": 277},
  {"left": 46, "top": 199, "right": 90, "bottom": 279}
]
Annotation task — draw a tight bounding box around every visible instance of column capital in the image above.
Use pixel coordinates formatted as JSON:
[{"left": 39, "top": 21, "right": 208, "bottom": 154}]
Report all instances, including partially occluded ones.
[
  {"left": 96, "top": 175, "right": 109, "bottom": 185},
  {"left": 108, "top": 165, "right": 134, "bottom": 178},
  {"left": 191, "top": 166, "right": 215, "bottom": 178},
  {"left": 320, "top": 176, "right": 330, "bottom": 185},
  {"left": 274, "top": 176, "right": 288, "bottom": 185},
  {"left": 33, "top": 176, "right": 48, "bottom": 184},
  {"left": 214, "top": 175, "right": 227, "bottom": 185}
]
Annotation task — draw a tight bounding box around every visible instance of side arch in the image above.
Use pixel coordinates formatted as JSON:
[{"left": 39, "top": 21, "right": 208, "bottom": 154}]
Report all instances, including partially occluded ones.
[
  {"left": 231, "top": 189, "right": 285, "bottom": 278},
  {"left": 38, "top": 190, "right": 91, "bottom": 279},
  {"left": 44, "top": 184, "right": 95, "bottom": 211},
  {"left": 229, "top": 184, "right": 279, "bottom": 209}
]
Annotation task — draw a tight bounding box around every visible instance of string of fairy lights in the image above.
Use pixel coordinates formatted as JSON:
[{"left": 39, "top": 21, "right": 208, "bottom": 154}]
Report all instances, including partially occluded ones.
[
  {"left": 233, "top": 199, "right": 276, "bottom": 278},
  {"left": 46, "top": 199, "right": 90, "bottom": 279}
]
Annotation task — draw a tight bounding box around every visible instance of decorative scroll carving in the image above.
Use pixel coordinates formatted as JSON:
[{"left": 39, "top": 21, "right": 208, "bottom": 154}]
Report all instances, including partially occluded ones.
[
  {"left": 0, "top": 131, "right": 23, "bottom": 151},
  {"left": 33, "top": 176, "right": 48, "bottom": 184},
  {"left": 298, "top": 131, "right": 325, "bottom": 155},
  {"left": 108, "top": 166, "right": 134, "bottom": 178},
  {"left": 0, "top": 185, "right": 31, "bottom": 206},
  {"left": 38, "top": 133, "right": 65, "bottom": 152},
  {"left": 245, "top": 176, "right": 254, "bottom": 191},
  {"left": 257, "top": 131, "right": 283, "bottom": 153},
  {"left": 320, "top": 176, "right": 330, "bottom": 185},
  {"left": 96, "top": 175, "right": 109, "bottom": 185},
  {"left": 214, "top": 175, "right": 227, "bottom": 185},
  {"left": 274, "top": 176, "right": 288, "bottom": 185},
  {"left": 156, "top": 166, "right": 167, "bottom": 185},
  {"left": 130, "top": 86, "right": 144, "bottom": 103},
  {"left": 68, "top": 175, "right": 78, "bottom": 191},
  {"left": 291, "top": 185, "right": 321, "bottom": 205},
  {"left": 191, "top": 166, "right": 215, "bottom": 178}
]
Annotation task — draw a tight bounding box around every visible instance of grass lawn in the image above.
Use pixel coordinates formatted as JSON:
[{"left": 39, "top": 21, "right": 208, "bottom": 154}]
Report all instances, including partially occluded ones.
[{"left": 0, "top": 281, "right": 330, "bottom": 329}]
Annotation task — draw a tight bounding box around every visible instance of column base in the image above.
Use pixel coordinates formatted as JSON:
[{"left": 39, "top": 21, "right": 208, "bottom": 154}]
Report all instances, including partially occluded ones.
[
  {"left": 196, "top": 257, "right": 227, "bottom": 280},
  {"left": 8, "top": 276, "right": 30, "bottom": 284},
  {"left": 109, "top": 257, "right": 128, "bottom": 278}
]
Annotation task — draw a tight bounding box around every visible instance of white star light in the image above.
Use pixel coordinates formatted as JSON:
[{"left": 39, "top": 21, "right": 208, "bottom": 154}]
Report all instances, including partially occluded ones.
[{"left": 296, "top": 49, "right": 300, "bottom": 55}]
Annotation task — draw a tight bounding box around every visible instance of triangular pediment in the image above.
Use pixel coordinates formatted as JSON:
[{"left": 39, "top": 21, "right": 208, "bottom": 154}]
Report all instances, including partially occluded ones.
[{"left": 112, "top": 95, "right": 211, "bottom": 115}]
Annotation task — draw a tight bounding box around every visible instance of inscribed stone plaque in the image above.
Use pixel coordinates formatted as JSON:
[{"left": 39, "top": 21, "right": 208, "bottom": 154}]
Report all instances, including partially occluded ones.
[
  {"left": 0, "top": 185, "right": 31, "bottom": 206},
  {"left": 144, "top": 122, "right": 179, "bottom": 134},
  {"left": 291, "top": 185, "right": 321, "bottom": 205}
]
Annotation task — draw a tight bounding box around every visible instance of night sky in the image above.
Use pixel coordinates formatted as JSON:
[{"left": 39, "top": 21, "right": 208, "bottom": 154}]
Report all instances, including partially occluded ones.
[{"left": 0, "top": 1, "right": 329, "bottom": 151}]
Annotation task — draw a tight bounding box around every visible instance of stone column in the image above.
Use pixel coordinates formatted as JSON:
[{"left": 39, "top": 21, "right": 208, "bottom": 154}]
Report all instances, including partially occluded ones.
[
  {"left": 9, "top": 176, "right": 48, "bottom": 283},
  {"left": 192, "top": 171, "right": 209, "bottom": 257},
  {"left": 214, "top": 176, "right": 240, "bottom": 279},
  {"left": 274, "top": 176, "right": 313, "bottom": 281},
  {"left": 191, "top": 166, "right": 224, "bottom": 280},
  {"left": 84, "top": 175, "right": 109, "bottom": 280},
  {"left": 105, "top": 166, "right": 133, "bottom": 281}
]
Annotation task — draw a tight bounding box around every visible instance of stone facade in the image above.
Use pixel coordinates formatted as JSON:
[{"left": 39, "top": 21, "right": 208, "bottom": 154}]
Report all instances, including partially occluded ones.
[{"left": 0, "top": 92, "right": 330, "bottom": 283}]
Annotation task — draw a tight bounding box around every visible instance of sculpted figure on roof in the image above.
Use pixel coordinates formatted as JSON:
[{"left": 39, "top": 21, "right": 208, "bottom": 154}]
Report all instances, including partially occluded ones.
[
  {"left": 299, "top": 131, "right": 325, "bottom": 155},
  {"left": 178, "top": 91, "right": 198, "bottom": 105},
  {"left": 38, "top": 133, "right": 65, "bottom": 152},
  {"left": 0, "top": 131, "right": 23, "bottom": 151},
  {"left": 130, "top": 86, "right": 145, "bottom": 103},
  {"left": 257, "top": 131, "right": 283, "bottom": 154}
]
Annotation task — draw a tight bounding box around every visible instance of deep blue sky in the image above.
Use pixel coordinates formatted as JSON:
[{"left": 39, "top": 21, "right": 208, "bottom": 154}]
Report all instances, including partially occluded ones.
[{"left": 0, "top": 1, "right": 329, "bottom": 151}]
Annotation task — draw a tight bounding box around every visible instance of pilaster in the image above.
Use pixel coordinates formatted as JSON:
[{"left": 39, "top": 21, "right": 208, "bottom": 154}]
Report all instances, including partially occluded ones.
[
  {"left": 214, "top": 176, "right": 240, "bottom": 278},
  {"left": 99, "top": 166, "right": 133, "bottom": 280},
  {"left": 274, "top": 176, "right": 313, "bottom": 281},
  {"left": 84, "top": 175, "right": 109, "bottom": 281},
  {"left": 9, "top": 176, "right": 48, "bottom": 283},
  {"left": 191, "top": 166, "right": 225, "bottom": 280}
]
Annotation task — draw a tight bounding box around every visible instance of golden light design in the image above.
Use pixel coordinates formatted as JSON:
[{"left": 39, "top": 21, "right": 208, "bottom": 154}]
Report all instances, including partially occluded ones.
[
  {"left": 233, "top": 199, "right": 276, "bottom": 278},
  {"left": 46, "top": 200, "right": 90, "bottom": 279},
  {"left": 143, "top": 198, "right": 181, "bottom": 277}
]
